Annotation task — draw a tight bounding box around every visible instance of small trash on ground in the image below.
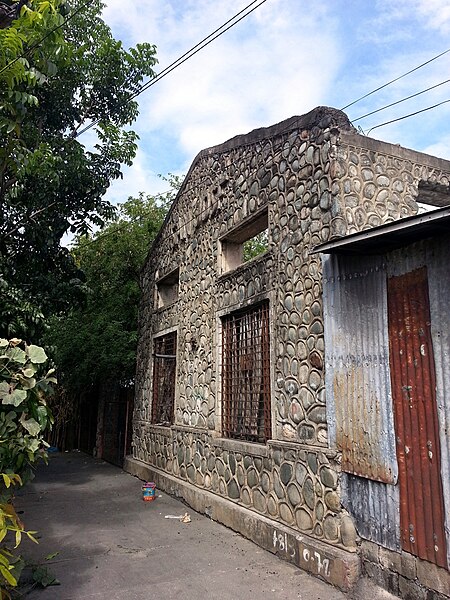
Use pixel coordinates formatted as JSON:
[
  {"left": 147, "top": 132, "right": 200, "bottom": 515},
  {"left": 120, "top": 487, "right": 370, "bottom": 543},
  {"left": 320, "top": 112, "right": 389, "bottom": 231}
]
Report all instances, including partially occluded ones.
[
  {"left": 142, "top": 481, "right": 156, "bottom": 501},
  {"left": 164, "top": 512, "right": 191, "bottom": 523}
]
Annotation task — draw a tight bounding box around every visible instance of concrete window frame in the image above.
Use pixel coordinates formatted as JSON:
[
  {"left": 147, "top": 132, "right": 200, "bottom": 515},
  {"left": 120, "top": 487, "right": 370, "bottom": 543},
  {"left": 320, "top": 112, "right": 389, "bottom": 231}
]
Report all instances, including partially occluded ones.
[{"left": 218, "top": 208, "right": 268, "bottom": 274}]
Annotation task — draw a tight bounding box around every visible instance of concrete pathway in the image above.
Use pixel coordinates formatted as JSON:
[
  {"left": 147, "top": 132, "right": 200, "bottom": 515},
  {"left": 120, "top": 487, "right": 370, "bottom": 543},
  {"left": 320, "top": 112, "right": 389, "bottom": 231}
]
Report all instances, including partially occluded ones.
[{"left": 16, "top": 452, "right": 347, "bottom": 600}]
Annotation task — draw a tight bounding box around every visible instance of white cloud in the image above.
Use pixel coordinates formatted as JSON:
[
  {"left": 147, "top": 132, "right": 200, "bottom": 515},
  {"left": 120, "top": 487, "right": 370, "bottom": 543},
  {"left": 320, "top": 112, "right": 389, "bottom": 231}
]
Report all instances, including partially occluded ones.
[
  {"left": 422, "top": 138, "right": 450, "bottom": 161},
  {"left": 98, "top": 0, "right": 450, "bottom": 195},
  {"left": 105, "top": 0, "right": 342, "bottom": 162}
]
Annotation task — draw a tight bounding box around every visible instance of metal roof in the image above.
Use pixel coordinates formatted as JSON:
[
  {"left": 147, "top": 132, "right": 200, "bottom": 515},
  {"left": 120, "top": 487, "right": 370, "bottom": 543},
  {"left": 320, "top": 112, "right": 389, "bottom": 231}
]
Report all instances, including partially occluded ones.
[{"left": 312, "top": 206, "right": 450, "bottom": 255}]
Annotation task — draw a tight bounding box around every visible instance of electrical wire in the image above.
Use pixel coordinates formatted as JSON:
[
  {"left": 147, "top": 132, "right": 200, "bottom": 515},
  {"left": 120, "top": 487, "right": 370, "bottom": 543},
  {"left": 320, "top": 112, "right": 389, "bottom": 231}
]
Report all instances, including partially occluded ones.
[
  {"left": 341, "top": 47, "right": 450, "bottom": 111},
  {"left": 74, "top": 0, "right": 268, "bottom": 138},
  {"left": 366, "top": 98, "right": 450, "bottom": 134},
  {"left": 0, "top": 0, "right": 93, "bottom": 77},
  {"left": 352, "top": 78, "right": 450, "bottom": 122}
]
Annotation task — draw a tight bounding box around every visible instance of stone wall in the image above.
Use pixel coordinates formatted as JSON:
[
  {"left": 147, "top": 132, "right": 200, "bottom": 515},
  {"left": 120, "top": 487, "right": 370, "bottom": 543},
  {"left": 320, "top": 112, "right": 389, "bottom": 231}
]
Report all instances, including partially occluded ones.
[
  {"left": 132, "top": 423, "right": 358, "bottom": 550},
  {"left": 133, "top": 106, "right": 450, "bottom": 588}
]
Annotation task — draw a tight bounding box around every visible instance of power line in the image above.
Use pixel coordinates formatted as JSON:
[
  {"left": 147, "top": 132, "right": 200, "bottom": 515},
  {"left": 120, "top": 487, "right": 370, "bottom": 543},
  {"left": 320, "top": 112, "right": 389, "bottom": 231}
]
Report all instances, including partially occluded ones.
[
  {"left": 352, "top": 78, "right": 450, "bottom": 122},
  {"left": 341, "top": 47, "right": 450, "bottom": 111},
  {"left": 366, "top": 98, "right": 450, "bottom": 134},
  {"left": 74, "top": 0, "right": 268, "bottom": 138},
  {"left": 0, "top": 0, "right": 92, "bottom": 77}
]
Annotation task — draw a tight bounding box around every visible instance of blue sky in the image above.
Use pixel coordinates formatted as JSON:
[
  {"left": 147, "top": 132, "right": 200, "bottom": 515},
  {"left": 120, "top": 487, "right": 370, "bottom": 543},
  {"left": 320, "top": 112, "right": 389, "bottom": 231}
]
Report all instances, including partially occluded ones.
[{"left": 95, "top": 0, "right": 450, "bottom": 203}]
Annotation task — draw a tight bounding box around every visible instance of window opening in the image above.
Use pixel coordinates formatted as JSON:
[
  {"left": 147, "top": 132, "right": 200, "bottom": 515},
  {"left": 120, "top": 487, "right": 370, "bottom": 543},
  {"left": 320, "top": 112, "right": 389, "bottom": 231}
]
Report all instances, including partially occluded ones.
[
  {"left": 220, "top": 208, "right": 268, "bottom": 273},
  {"left": 156, "top": 268, "right": 179, "bottom": 308},
  {"left": 152, "top": 332, "right": 177, "bottom": 425},
  {"left": 221, "top": 301, "right": 271, "bottom": 443}
]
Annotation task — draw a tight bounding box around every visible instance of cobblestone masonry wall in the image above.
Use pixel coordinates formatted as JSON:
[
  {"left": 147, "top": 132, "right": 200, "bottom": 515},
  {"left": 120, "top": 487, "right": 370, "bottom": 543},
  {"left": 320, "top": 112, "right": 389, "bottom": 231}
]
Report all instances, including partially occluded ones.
[{"left": 134, "top": 107, "right": 450, "bottom": 552}]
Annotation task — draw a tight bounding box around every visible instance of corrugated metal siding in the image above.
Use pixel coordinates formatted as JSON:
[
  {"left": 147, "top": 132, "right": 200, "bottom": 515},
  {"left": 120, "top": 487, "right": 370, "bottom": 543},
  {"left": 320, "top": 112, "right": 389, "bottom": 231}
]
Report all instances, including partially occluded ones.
[
  {"left": 388, "top": 238, "right": 450, "bottom": 568},
  {"left": 388, "top": 267, "right": 447, "bottom": 567},
  {"left": 323, "top": 254, "right": 398, "bottom": 484},
  {"left": 341, "top": 473, "right": 400, "bottom": 551},
  {"left": 429, "top": 239, "right": 450, "bottom": 569}
]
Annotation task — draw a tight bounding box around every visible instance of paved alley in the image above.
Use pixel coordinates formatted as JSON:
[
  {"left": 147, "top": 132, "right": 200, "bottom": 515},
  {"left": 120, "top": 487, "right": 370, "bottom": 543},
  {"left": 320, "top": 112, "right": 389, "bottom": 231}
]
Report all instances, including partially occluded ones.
[{"left": 15, "top": 452, "right": 347, "bottom": 600}]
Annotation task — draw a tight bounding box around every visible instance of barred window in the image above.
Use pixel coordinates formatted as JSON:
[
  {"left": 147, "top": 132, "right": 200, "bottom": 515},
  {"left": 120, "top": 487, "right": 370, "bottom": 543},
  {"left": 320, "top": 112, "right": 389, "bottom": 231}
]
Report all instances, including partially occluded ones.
[
  {"left": 221, "top": 302, "right": 271, "bottom": 443},
  {"left": 152, "top": 332, "right": 177, "bottom": 425}
]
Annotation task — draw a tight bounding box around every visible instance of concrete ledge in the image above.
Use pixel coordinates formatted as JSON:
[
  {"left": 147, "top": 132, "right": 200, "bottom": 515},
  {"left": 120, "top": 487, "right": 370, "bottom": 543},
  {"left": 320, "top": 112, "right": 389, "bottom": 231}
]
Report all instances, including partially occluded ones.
[{"left": 125, "top": 456, "right": 360, "bottom": 592}]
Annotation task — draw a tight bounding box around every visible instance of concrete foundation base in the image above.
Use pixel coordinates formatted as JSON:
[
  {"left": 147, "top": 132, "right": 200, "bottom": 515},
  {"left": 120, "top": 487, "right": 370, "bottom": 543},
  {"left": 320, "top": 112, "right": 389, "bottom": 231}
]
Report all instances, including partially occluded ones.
[{"left": 125, "top": 456, "right": 360, "bottom": 592}]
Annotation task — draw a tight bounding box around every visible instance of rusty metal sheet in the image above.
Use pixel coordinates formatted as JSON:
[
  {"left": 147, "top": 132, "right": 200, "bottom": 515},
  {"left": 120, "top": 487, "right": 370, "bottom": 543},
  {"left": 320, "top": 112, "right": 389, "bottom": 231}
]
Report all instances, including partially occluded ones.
[
  {"left": 323, "top": 254, "right": 398, "bottom": 484},
  {"left": 388, "top": 266, "right": 448, "bottom": 568}
]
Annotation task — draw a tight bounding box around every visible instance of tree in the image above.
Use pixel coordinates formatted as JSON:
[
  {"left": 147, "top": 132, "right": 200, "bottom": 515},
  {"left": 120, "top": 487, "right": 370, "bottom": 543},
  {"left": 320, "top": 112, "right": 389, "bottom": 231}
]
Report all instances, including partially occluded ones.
[
  {"left": 0, "top": 0, "right": 158, "bottom": 339},
  {"left": 47, "top": 181, "right": 180, "bottom": 394}
]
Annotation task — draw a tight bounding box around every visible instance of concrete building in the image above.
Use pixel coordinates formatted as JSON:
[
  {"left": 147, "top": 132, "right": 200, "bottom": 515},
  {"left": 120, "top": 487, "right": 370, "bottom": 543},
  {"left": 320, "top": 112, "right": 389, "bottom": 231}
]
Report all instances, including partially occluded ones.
[{"left": 125, "top": 106, "right": 450, "bottom": 597}]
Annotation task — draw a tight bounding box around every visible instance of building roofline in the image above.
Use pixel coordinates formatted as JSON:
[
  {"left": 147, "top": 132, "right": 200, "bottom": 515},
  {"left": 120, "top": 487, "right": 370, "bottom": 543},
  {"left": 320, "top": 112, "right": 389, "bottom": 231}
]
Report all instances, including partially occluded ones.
[{"left": 311, "top": 205, "right": 450, "bottom": 255}]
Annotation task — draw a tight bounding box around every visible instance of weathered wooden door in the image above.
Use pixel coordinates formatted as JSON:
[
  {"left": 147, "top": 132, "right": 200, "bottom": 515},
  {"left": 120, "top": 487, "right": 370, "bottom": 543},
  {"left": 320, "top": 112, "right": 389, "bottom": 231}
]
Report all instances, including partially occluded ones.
[{"left": 387, "top": 267, "right": 447, "bottom": 567}]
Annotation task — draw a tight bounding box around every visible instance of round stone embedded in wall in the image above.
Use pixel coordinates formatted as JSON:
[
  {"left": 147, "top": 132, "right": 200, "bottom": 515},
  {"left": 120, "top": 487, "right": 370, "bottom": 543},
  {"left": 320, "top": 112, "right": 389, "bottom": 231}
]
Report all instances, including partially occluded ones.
[
  {"left": 299, "top": 386, "right": 315, "bottom": 409},
  {"left": 279, "top": 502, "right": 294, "bottom": 525},
  {"left": 187, "top": 464, "right": 196, "bottom": 482},
  {"left": 261, "top": 471, "right": 271, "bottom": 493},
  {"left": 229, "top": 453, "right": 236, "bottom": 475},
  {"left": 219, "top": 479, "right": 226, "bottom": 496},
  {"left": 325, "top": 490, "right": 341, "bottom": 512},
  {"left": 303, "top": 476, "right": 315, "bottom": 510},
  {"left": 307, "top": 452, "right": 318, "bottom": 473},
  {"left": 241, "top": 487, "right": 251, "bottom": 505},
  {"left": 237, "top": 465, "right": 245, "bottom": 486},
  {"left": 273, "top": 470, "right": 284, "bottom": 499},
  {"left": 215, "top": 458, "right": 225, "bottom": 476},
  {"left": 227, "top": 478, "right": 240, "bottom": 500},
  {"left": 296, "top": 508, "right": 313, "bottom": 531},
  {"left": 297, "top": 424, "right": 315, "bottom": 443},
  {"left": 295, "top": 462, "right": 307, "bottom": 486},
  {"left": 280, "top": 462, "right": 293, "bottom": 485},
  {"left": 267, "top": 493, "right": 278, "bottom": 517},
  {"left": 204, "top": 473, "right": 211, "bottom": 488},
  {"left": 285, "top": 378, "right": 299, "bottom": 396},
  {"left": 308, "top": 370, "right": 322, "bottom": 392},
  {"left": 289, "top": 401, "right": 304, "bottom": 424},
  {"left": 287, "top": 483, "right": 301, "bottom": 506},
  {"left": 341, "top": 515, "right": 358, "bottom": 549},
  {"left": 253, "top": 489, "right": 266, "bottom": 513},
  {"left": 316, "top": 500, "right": 324, "bottom": 521},
  {"left": 320, "top": 466, "right": 337, "bottom": 489},
  {"left": 308, "top": 404, "right": 326, "bottom": 423},
  {"left": 323, "top": 515, "right": 339, "bottom": 541},
  {"left": 247, "top": 467, "right": 259, "bottom": 488}
]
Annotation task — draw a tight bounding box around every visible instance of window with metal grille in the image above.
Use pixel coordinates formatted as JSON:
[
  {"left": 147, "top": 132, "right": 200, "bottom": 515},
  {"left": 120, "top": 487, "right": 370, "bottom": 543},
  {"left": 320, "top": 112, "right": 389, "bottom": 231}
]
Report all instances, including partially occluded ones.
[
  {"left": 221, "top": 301, "right": 271, "bottom": 443},
  {"left": 152, "top": 332, "right": 177, "bottom": 425}
]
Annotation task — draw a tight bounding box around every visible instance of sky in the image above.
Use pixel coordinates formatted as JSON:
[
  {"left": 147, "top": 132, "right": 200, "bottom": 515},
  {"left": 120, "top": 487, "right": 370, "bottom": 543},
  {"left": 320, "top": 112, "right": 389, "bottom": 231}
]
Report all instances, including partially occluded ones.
[{"left": 93, "top": 0, "right": 450, "bottom": 204}]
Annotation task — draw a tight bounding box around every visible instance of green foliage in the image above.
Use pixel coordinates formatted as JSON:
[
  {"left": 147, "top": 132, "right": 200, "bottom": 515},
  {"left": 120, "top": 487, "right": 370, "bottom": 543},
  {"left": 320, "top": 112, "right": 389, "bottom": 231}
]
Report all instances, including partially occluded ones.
[
  {"left": 0, "top": 338, "right": 54, "bottom": 483},
  {"left": 0, "top": 0, "right": 158, "bottom": 340},
  {"left": 0, "top": 337, "right": 54, "bottom": 597},
  {"left": 243, "top": 230, "right": 269, "bottom": 262},
  {"left": 47, "top": 188, "right": 176, "bottom": 393}
]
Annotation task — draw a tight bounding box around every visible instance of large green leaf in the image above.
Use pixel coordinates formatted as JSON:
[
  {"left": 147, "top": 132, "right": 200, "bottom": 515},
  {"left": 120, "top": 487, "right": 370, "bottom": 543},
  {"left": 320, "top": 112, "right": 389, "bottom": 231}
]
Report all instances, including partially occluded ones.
[
  {"left": 26, "top": 345, "right": 47, "bottom": 364},
  {"left": 20, "top": 415, "right": 41, "bottom": 437},
  {"left": 5, "top": 347, "right": 27, "bottom": 365},
  {"left": 0, "top": 382, "right": 27, "bottom": 406}
]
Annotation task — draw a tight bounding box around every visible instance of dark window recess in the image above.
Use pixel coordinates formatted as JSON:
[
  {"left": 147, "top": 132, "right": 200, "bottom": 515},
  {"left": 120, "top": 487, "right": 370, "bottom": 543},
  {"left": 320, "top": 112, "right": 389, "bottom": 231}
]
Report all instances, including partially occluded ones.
[
  {"left": 222, "top": 302, "right": 271, "bottom": 443},
  {"left": 157, "top": 268, "right": 179, "bottom": 308},
  {"left": 152, "top": 332, "right": 177, "bottom": 425}
]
